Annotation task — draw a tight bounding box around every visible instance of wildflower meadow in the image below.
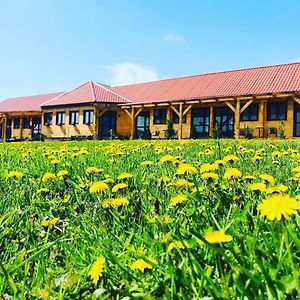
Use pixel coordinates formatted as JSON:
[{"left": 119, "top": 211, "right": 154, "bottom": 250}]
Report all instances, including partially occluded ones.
[{"left": 1, "top": 139, "right": 300, "bottom": 299}]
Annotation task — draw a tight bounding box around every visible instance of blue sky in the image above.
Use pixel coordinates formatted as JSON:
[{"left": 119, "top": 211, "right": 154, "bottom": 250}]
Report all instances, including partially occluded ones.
[{"left": 0, "top": 0, "right": 300, "bottom": 100}]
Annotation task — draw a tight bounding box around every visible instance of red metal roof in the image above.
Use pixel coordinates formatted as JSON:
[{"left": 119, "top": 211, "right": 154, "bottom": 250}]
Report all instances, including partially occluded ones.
[
  {"left": 0, "top": 92, "right": 63, "bottom": 113},
  {"left": 42, "top": 81, "right": 131, "bottom": 107},
  {"left": 112, "top": 62, "right": 300, "bottom": 103}
]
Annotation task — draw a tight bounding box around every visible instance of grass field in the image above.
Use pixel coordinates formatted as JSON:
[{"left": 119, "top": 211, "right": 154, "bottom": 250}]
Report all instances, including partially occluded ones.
[{"left": 1, "top": 139, "right": 300, "bottom": 299}]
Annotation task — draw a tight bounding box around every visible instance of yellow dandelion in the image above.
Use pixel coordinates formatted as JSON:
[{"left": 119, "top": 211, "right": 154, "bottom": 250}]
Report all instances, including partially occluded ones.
[
  {"left": 170, "top": 194, "right": 187, "bottom": 207},
  {"left": 204, "top": 229, "right": 233, "bottom": 244},
  {"left": 141, "top": 160, "right": 154, "bottom": 167},
  {"left": 42, "top": 172, "right": 56, "bottom": 183},
  {"left": 176, "top": 163, "right": 197, "bottom": 175},
  {"left": 243, "top": 175, "right": 256, "bottom": 181},
  {"left": 89, "top": 256, "right": 105, "bottom": 285},
  {"left": 50, "top": 159, "right": 60, "bottom": 165},
  {"left": 102, "top": 197, "right": 129, "bottom": 208},
  {"left": 57, "top": 170, "right": 68, "bottom": 179},
  {"left": 118, "top": 172, "right": 133, "bottom": 180},
  {"left": 200, "top": 163, "right": 218, "bottom": 173},
  {"left": 160, "top": 154, "right": 175, "bottom": 164},
  {"left": 266, "top": 184, "right": 288, "bottom": 194},
  {"left": 201, "top": 172, "right": 219, "bottom": 181},
  {"left": 7, "top": 171, "right": 23, "bottom": 179},
  {"left": 37, "top": 188, "right": 49, "bottom": 194},
  {"left": 257, "top": 194, "right": 300, "bottom": 221},
  {"left": 86, "top": 167, "right": 103, "bottom": 174},
  {"left": 41, "top": 217, "right": 60, "bottom": 227},
  {"left": 167, "top": 241, "right": 185, "bottom": 252},
  {"left": 224, "top": 168, "right": 242, "bottom": 180},
  {"left": 158, "top": 176, "right": 170, "bottom": 183},
  {"left": 130, "top": 258, "right": 156, "bottom": 272},
  {"left": 292, "top": 166, "right": 300, "bottom": 173},
  {"left": 259, "top": 173, "right": 275, "bottom": 186},
  {"left": 223, "top": 154, "right": 238, "bottom": 163},
  {"left": 89, "top": 182, "right": 108, "bottom": 193},
  {"left": 248, "top": 182, "right": 266, "bottom": 192},
  {"left": 174, "top": 178, "right": 193, "bottom": 187},
  {"left": 111, "top": 183, "right": 128, "bottom": 193}
]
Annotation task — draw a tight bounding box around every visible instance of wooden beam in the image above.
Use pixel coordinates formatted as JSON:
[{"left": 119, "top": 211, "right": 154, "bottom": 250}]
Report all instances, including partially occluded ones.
[
  {"left": 209, "top": 105, "right": 214, "bottom": 137},
  {"left": 293, "top": 97, "right": 300, "bottom": 105},
  {"left": 3, "top": 114, "right": 7, "bottom": 142},
  {"left": 130, "top": 107, "right": 135, "bottom": 139},
  {"left": 124, "top": 108, "right": 133, "bottom": 119},
  {"left": 185, "top": 100, "right": 201, "bottom": 104},
  {"left": 225, "top": 101, "right": 236, "bottom": 113},
  {"left": 240, "top": 99, "right": 254, "bottom": 114},
  {"left": 169, "top": 105, "right": 180, "bottom": 116},
  {"left": 178, "top": 103, "right": 183, "bottom": 140},
  {"left": 183, "top": 104, "right": 193, "bottom": 116},
  {"left": 20, "top": 117, "right": 23, "bottom": 140},
  {"left": 134, "top": 107, "right": 143, "bottom": 119},
  {"left": 201, "top": 99, "right": 217, "bottom": 103},
  {"left": 235, "top": 99, "right": 241, "bottom": 139}
]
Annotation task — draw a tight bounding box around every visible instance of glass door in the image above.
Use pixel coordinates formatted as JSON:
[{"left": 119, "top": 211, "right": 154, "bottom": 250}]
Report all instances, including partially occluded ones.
[
  {"left": 214, "top": 107, "right": 234, "bottom": 138},
  {"left": 191, "top": 108, "right": 210, "bottom": 138},
  {"left": 294, "top": 102, "right": 300, "bottom": 137},
  {"left": 99, "top": 111, "right": 117, "bottom": 139},
  {"left": 6, "top": 119, "right": 12, "bottom": 140},
  {"left": 32, "top": 117, "right": 41, "bottom": 140},
  {"left": 135, "top": 112, "right": 150, "bottom": 138}
]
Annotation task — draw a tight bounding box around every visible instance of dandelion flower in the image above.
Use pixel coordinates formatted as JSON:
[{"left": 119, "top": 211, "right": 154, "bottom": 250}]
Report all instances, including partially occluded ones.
[
  {"left": 141, "top": 160, "right": 154, "bottom": 167},
  {"left": 50, "top": 159, "right": 60, "bottom": 165},
  {"left": 170, "top": 194, "right": 187, "bottom": 207},
  {"left": 89, "top": 256, "right": 105, "bottom": 285},
  {"left": 167, "top": 241, "right": 185, "bottom": 252},
  {"left": 42, "top": 172, "right": 56, "bottom": 183},
  {"left": 176, "top": 163, "right": 197, "bottom": 175},
  {"left": 200, "top": 163, "right": 218, "bottom": 173},
  {"left": 102, "top": 197, "right": 129, "bottom": 208},
  {"left": 41, "top": 217, "right": 60, "bottom": 227},
  {"left": 37, "top": 188, "right": 49, "bottom": 194},
  {"left": 204, "top": 229, "right": 233, "bottom": 244},
  {"left": 111, "top": 183, "right": 127, "bottom": 193},
  {"left": 257, "top": 194, "right": 300, "bottom": 221},
  {"left": 7, "top": 171, "right": 23, "bottom": 179},
  {"left": 117, "top": 172, "right": 133, "bottom": 180},
  {"left": 223, "top": 154, "right": 238, "bottom": 163},
  {"left": 57, "top": 170, "right": 68, "bottom": 179},
  {"left": 174, "top": 179, "right": 193, "bottom": 187},
  {"left": 259, "top": 174, "right": 275, "bottom": 186},
  {"left": 224, "top": 168, "right": 242, "bottom": 180},
  {"left": 130, "top": 258, "right": 156, "bottom": 272},
  {"left": 86, "top": 167, "right": 103, "bottom": 174},
  {"left": 201, "top": 172, "right": 219, "bottom": 181},
  {"left": 89, "top": 182, "right": 108, "bottom": 193},
  {"left": 248, "top": 182, "right": 266, "bottom": 192},
  {"left": 292, "top": 166, "right": 300, "bottom": 173},
  {"left": 266, "top": 184, "right": 288, "bottom": 194},
  {"left": 160, "top": 154, "right": 175, "bottom": 164}
]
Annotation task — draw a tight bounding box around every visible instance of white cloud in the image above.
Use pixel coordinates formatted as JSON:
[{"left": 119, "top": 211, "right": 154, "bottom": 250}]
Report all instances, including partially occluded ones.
[
  {"left": 105, "top": 62, "right": 158, "bottom": 85},
  {"left": 163, "top": 33, "right": 185, "bottom": 42}
]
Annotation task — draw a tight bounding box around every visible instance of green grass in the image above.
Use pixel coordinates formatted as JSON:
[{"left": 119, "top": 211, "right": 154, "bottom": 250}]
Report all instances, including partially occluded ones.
[{"left": 0, "top": 139, "right": 300, "bottom": 299}]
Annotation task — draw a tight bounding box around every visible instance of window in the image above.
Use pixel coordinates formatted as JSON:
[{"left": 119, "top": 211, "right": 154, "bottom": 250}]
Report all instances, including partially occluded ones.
[
  {"left": 153, "top": 109, "right": 167, "bottom": 124},
  {"left": 13, "top": 118, "right": 20, "bottom": 129},
  {"left": 23, "top": 117, "right": 30, "bottom": 129},
  {"left": 56, "top": 112, "right": 65, "bottom": 125},
  {"left": 44, "top": 112, "right": 52, "bottom": 125},
  {"left": 69, "top": 111, "right": 79, "bottom": 125},
  {"left": 83, "top": 110, "right": 94, "bottom": 124},
  {"left": 172, "top": 107, "right": 186, "bottom": 124},
  {"left": 267, "top": 101, "right": 287, "bottom": 121},
  {"left": 241, "top": 103, "right": 259, "bottom": 121}
]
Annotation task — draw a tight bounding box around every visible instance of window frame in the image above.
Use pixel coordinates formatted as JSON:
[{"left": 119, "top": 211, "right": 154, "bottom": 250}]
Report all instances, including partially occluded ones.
[
  {"left": 83, "top": 110, "right": 94, "bottom": 125},
  {"left": 69, "top": 110, "right": 79, "bottom": 125},
  {"left": 267, "top": 101, "right": 287, "bottom": 121},
  {"left": 153, "top": 109, "right": 167, "bottom": 125},
  {"left": 56, "top": 111, "right": 66, "bottom": 125},
  {"left": 13, "top": 117, "right": 20, "bottom": 129},
  {"left": 44, "top": 112, "right": 53, "bottom": 126},
  {"left": 23, "top": 117, "right": 31, "bottom": 129},
  {"left": 240, "top": 103, "right": 259, "bottom": 121}
]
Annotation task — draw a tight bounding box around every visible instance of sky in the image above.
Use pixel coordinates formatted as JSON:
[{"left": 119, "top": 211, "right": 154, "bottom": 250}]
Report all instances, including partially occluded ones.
[{"left": 0, "top": 0, "right": 300, "bottom": 100}]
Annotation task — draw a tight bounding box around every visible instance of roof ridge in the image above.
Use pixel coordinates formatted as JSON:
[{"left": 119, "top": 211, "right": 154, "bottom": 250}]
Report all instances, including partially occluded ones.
[
  {"left": 112, "top": 61, "right": 300, "bottom": 88},
  {"left": 90, "top": 80, "right": 96, "bottom": 102},
  {"left": 93, "top": 81, "right": 132, "bottom": 103}
]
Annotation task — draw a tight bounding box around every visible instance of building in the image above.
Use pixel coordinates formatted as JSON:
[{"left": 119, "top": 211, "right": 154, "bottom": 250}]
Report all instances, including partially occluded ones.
[{"left": 1, "top": 61, "right": 300, "bottom": 141}]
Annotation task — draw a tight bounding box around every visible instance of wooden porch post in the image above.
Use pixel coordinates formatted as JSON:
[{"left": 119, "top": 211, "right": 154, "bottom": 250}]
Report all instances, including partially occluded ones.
[
  {"left": 178, "top": 103, "right": 183, "bottom": 140},
  {"left": 94, "top": 107, "right": 99, "bottom": 140},
  {"left": 20, "top": 117, "right": 24, "bottom": 140},
  {"left": 235, "top": 99, "right": 240, "bottom": 139},
  {"left": 3, "top": 114, "right": 7, "bottom": 142},
  {"left": 131, "top": 107, "right": 135, "bottom": 139},
  {"left": 209, "top": 105, "right": 214, "bottom": 137}
]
